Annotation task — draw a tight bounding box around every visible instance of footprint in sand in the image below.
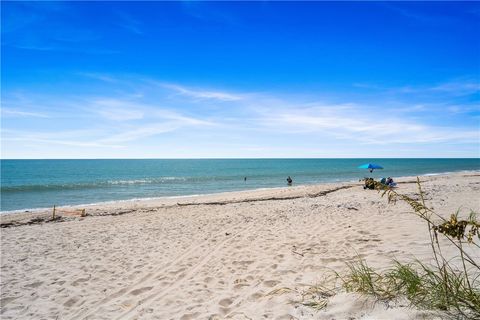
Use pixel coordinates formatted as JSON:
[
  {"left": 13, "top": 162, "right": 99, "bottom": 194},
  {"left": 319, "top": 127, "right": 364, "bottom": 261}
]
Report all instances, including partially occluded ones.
[
  {"left": 72, "top": 276, "right": 90, "bottom": 286},
  {"left": 248, "top": 291, "right": 263, "bottom": 301},
  {"left": 0, "top": 297, "right": 17, "bottom": 308},
  {"left": 180, "top": 313, "right": 200, "bottom": 320},
  {"left": 129, "top": 286, "right": 153, "bottom": 296},
  {"left": 25, "top": 281, "right": 43, "bottom": 288},
  {"left": 233, "top": 278, "right": 249, "bottom": 290},
  {"left": 274, "top": 254, "right": 285, "bottom": 262},
  {"left": 233, "top": 260, "right": 254, "bottom": 266},
  {"left": 218, "top": 298, "right": 233, "bottom": 307},
  {"left": 263, "top": 280, "right": 279, "bottom": 287},
  {"left": 63, "top": 297, "right": 79, "bottom": 307}
]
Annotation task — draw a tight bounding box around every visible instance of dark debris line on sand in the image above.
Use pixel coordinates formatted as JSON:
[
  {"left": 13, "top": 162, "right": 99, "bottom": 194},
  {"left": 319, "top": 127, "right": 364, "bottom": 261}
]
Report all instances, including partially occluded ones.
[
  {"left": 0, "top": 185, "right": 355, "bottom": 229},
  {"left": 0, "top": 216, "right": 64, "bottom": 229},
  {"left": 176, "top": 185, "right": 355, "bottom": 206}
]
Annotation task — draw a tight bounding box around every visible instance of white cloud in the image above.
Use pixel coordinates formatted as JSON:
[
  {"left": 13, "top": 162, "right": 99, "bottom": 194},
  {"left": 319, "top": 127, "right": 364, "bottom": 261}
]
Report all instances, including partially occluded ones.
[
  {"left": 116, "top": 11, "right": 143, "bottom": 35},
  {"left": 251, "top": 101, "right": 479, "bottom": 145},
  {"left": 446, "top": 104, "right": 480, "bottom": 114},
  {"left": 431, "top": 80, "right": 480, "bottom": 96},
  {"left": 161, "top": 83, "right": 243, "bottom": 101},
  {"left": 1, "top": 93, "right": 217, "bottom": 152},
  {"left": 2, "top": 76, "right": 478, "bottom": 158},
  {"left": 370, "top": 79, "right": 480, "bottom": 97},
  {"left": 1, "top": 108, "right": 50, "bottom": 118},
  {"left": 3, "top": 137, "right": 124, "bottom": 148},
  {"left": 1, "top": 129, "right": 124, "bottom": 148},
  {"left": 78, "top": 72, "right": 118, "bottom": 83},
  {"left": 90, "top": 98, "right": 215, "bottom": 127},
  {"left": 93, "top": 99, "right": 145, "bottom": 121},
  {"left": 99, "top": 123, "right": 180, "bottom": 143}
]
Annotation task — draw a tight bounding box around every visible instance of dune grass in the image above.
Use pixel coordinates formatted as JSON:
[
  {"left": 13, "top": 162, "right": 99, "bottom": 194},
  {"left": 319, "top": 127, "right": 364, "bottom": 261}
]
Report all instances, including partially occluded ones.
[
  {"left": 339, "top": 258, "right": 480, "bottom": 318},
  {"left": 308, "top": 178, "right": 480, "bottom": 319}
]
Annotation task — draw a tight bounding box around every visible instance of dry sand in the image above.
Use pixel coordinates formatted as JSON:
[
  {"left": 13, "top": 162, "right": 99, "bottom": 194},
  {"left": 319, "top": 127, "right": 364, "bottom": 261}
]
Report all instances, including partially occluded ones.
[{"left": 1, "top": 172, "right": 479, "bottom": 319}]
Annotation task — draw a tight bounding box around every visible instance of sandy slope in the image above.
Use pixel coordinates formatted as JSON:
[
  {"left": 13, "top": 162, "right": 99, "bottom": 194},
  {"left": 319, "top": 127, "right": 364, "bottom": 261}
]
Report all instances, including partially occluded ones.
[{"left": 1, "top": 172, "right": 479, "bottom": 319}]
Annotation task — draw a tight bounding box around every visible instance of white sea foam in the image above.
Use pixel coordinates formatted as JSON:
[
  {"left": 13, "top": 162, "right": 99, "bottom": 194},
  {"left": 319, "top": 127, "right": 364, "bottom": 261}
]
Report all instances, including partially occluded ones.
[
  {"left": 2, "top": 169, "right": 479, "bottom": 215},
  {"left": 106, "top": 177, "right": 187, "bottom": 185}
]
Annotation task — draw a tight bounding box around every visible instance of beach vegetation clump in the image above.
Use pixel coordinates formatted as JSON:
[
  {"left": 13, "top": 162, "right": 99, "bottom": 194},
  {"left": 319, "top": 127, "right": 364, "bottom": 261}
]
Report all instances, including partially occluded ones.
[
  {"left": 308, "top": 178, "right": 480, "bottom": 318},
  {"left": 340, "top": 257, "right": 480, "bottom": 318}
]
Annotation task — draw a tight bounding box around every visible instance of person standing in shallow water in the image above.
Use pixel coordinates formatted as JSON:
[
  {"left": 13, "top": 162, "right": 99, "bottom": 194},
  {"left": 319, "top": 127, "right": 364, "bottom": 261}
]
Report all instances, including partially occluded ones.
[
  {"left": 287, "top": 176, "right": 293, "bottom": 185},
  {"left": 244, "top": 177, "right": 247, "bottom": 182}
]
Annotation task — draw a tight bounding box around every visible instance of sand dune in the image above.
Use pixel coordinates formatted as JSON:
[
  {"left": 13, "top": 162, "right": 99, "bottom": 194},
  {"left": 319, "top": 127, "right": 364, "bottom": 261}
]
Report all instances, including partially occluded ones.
[{"left": 1, "top": 172, "right": 479, "bottom": 319}]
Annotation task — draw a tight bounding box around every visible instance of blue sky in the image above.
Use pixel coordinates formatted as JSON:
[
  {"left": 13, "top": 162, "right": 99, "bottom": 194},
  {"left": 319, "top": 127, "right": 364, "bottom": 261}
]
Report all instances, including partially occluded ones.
[{"left": 1, "top": 1, "right": 479, "bottom": 158}]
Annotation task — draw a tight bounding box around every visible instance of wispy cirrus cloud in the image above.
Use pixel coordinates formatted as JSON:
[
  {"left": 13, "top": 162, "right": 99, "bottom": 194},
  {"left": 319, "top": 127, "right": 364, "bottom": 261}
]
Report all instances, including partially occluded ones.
[
  {"left": 1, "top": 128, "right": 124, "bottom": 149},
  {"left": 77, "top": 72, "right": 119, "bottom": 83},
  {"left": 447, "top": 104, "right": 480, "bottom": 115},
  {"left": 93, "top": 99, "right": 146, "bottom": 121},
  {"left": 247, "top": 97, "right": 474, "bottom": 143},
  {"left": 78, "top": 74, "right": 245, "bottom": 101},
  {"left": 431, "top": 80, "right": 480, "bottom": 96},
  {"left": 160, "top": 83, "right": 243, "bottom": 101},
  {"left": 353, "top": 78, "right": 480, "bottom": 97},
  {"left": 6, "top": 43, "right": 119, "bottom": 54},
  {"left": 380, "top": 2, "right": 456, "bottom": 25},
  {"left": 1, "top": 108, "right": 50, "bottom": 118},
  {"left": 90, "top": 98, "right": 215, "bottom": 125},
  {"left": 99, "top": 123, "right": 180, "bottom": 144},
  {"left": 3, "top": 136, "right": 124, "bottom": 149},
  {"left": 180, "top": 1, "right": 241, "bottom": 26},
  {"left": 115, "top": 11, "right": 143, "bottom": 35},
  {"left": 256, "top": 104, "right": 479, "bottom": 145},
  {"left": 2, "top": 87, "right": 217, "bottom": 151},
  {"left": 2, "top": 2, "right": 116, "bottom": 54},
  {"left": 2, "top": 75, "right": 478, "bottom": 158}
]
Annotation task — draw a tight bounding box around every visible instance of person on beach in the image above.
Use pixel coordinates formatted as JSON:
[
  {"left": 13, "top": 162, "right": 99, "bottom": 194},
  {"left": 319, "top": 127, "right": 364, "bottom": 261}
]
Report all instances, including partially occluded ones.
[
  {"left": 287, "top": 176, "right": 293, "bottom": 185},
  {"left": 386, "top": 177, "right": 397, "bottom": 187},
  {"left": 244, "top": 177, "right": 247, "bottom": 182}
]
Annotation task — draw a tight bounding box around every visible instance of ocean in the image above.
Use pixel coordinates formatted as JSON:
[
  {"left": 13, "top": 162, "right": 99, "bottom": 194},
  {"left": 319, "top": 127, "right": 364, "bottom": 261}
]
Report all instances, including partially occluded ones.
[{"left": 1, "top": 159, "right": 479, "bottom": 212}]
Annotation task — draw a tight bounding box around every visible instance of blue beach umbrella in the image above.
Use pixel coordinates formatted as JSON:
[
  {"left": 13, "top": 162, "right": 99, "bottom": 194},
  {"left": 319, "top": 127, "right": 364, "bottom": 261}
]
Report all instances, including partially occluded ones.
[{"left": 358, "top": 163, "right": 384, "bottom": 172}]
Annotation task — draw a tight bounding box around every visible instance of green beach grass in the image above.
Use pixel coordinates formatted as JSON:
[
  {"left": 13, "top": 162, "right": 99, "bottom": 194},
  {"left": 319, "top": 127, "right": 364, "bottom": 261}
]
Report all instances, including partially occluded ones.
[{"left": 306, "top": 178, "right": 480, "bottom": 319}]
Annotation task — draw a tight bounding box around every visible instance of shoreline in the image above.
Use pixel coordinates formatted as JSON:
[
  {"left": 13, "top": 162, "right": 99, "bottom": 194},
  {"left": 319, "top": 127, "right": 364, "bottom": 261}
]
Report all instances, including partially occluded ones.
[
  {"left": 1, "top": 169, "right": 478, "bottom": 216},
  {"left": 1, "top": 170, "right": 479, "bottom": 227},
  {"left": 1, "top": 171, "right": 479, "bottom": 319}
]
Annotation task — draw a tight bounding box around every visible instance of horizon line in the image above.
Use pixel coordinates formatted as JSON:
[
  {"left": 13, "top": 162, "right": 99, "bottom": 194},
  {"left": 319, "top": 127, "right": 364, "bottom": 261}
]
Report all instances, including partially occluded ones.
[{"left": 1, "top": 157, "right": 479, "bottom": 160}]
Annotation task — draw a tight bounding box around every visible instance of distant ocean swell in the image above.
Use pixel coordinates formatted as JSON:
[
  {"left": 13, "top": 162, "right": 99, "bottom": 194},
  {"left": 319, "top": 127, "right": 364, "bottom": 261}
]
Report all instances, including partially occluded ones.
[
  {"left": 1, "top": 159, "right": 479, "bottom": 212},
  {"left": 1, "top": 177, "right": 194, "bottom": 192}
]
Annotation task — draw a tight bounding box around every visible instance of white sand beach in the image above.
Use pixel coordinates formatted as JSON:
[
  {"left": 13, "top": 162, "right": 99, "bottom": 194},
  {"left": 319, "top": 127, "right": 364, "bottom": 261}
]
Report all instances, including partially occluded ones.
[{"left": 1, "top": 172, "right": 479, "bottom": 319}]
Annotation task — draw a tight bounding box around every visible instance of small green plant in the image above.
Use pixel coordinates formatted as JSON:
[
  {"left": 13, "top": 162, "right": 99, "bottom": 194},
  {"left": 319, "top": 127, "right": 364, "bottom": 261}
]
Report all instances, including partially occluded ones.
[
  {"left": 342, "top": 259, "right": 387, "bottom": 298},
  {"left": 356, "top": 179, "right": 479, "bottom": 318},
  {"left": 305, "top": 178, "right": 480, "bottom": 319},
  {"left": 386, "top": 261, "right": 423, "bottom": 301}
]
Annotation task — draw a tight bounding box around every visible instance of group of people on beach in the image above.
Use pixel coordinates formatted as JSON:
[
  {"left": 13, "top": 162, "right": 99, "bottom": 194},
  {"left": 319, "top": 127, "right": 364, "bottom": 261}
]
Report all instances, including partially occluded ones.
[
  {"left": 381, "top": 177, "right": 397, "bottom": 187},
  {"left": 363, "top": 177, "right": 397, "bottom": 190},
  {"left": 245, "top": 175, "right": 396, "bottom": 189}
]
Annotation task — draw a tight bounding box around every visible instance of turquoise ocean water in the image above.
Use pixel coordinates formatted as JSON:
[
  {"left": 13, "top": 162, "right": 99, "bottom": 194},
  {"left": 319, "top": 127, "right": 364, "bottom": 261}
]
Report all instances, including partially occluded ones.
[{"left": 1, "top": 159, "right": 479, "bottom": 212}]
